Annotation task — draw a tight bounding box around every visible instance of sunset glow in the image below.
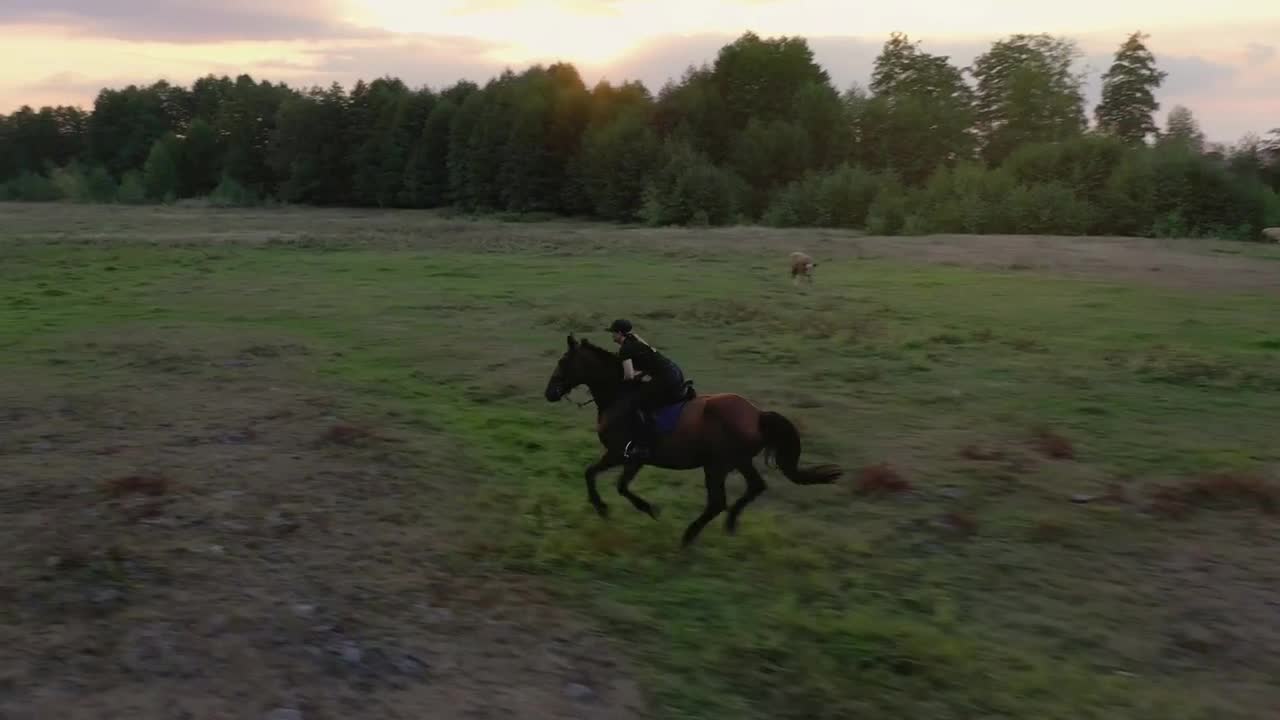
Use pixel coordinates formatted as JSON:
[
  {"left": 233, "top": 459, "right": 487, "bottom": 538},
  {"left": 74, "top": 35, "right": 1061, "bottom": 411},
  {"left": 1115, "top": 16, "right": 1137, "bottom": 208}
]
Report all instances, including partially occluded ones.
[{"left": 2, "top": 0, "right": 1277, "bottom": 140}]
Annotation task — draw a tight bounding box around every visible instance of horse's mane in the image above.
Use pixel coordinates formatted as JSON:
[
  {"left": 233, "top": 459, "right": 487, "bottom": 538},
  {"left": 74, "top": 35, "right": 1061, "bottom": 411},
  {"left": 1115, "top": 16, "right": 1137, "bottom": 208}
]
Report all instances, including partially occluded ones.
[{"left": 577, "top": 338, "right": 622, "bottom": 374}]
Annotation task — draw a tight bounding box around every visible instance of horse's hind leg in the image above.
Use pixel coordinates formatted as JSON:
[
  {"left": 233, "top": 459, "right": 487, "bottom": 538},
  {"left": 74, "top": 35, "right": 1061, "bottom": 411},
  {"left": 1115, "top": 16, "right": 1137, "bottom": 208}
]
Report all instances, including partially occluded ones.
[
  {"left": 617, "top": 463, "right": 660, "bottom": 520},
  {"left": 726, "top": 460, "right": 767, "bottom": 534},
  {"left": 681, "top": 466, "right": 728, "bottom": 547}
]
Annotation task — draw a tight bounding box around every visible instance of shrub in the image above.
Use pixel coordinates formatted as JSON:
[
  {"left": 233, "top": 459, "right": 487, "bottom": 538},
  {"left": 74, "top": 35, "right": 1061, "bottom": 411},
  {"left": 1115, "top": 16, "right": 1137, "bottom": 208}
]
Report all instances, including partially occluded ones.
[
  {"left": 116, "top": 171, "right": 148, "bottom": 204},
  {"left": 865, "top": 177, "right": 911, "bottom": 235},
  {"left": 764, "top": 164, "right": 882, "bottom": 229},
  {"left": 208, "top": 175, "right": 260, "bottom": 207},
  {"left": 1002, "top": 135, "right": 1128, "bottom": 207},
  {"left": 1003, "top": 181, "right": 1096, "bottom": 235},
  {"left": 0, "top": 172, "right": 62, "bottom": 202},
  {"left": 910, "top": 162, "right": 1014, "bottom": 233},
  {"left": 640, "top": 139, "right": 748, "bottom": 226},
  {"left": 1097, "top": 151, "right": 1156, "bottom": 235}
]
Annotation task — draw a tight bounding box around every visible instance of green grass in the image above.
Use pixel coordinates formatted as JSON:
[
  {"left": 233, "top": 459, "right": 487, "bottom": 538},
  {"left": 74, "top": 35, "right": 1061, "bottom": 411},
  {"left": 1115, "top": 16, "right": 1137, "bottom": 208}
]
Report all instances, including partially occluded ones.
[{"left": 4, "top": 205, "right": 1280, "bottom": 719}]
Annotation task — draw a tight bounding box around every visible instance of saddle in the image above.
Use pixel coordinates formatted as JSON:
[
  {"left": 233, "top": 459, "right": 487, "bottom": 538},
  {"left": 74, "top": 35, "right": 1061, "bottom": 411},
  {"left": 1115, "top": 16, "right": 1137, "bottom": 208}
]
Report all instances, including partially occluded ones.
[
  {"left": 640, "top": 381, "right": 696, "bottom": 414},
  {"left": 636, "top": 380, "right": 697, "bottom": 434}
]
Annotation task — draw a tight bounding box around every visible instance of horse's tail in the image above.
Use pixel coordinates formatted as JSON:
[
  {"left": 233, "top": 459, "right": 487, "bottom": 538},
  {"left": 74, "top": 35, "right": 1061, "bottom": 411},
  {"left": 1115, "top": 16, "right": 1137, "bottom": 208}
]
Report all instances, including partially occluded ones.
[{"left": 758, "top": 411, "right": 843, "bottom": 485}]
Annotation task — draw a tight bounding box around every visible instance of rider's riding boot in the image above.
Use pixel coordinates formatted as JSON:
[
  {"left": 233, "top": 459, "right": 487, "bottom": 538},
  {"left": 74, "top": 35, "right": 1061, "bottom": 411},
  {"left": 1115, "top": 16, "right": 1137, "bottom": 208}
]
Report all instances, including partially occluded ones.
[{"left": 623, "top": 412, "right": 653, "bottom": 462}]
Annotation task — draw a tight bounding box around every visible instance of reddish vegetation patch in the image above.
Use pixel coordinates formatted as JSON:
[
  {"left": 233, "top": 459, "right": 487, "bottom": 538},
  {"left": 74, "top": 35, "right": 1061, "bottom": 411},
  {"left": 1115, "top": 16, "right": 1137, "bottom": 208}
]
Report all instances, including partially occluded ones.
[
  {"left": 101, "top": 474, "right": 170, "bottom": 498},
  {"left": 1148, "top": 473, "right": 1279, "bottom": 519},
  {"left": 1028, "top": 519, "right": 1071, "bottom": 543},
  {"left": 585, "top": 526, "right": 629, "bottom": 556},
  {"left": 853, "top": 464, "right": 912, "bottom": 496},
  {"left": 322, "top": 424, "right": 378, "bottom": 446},
  {"left": 1032, "top": 426, "right": 1075, "bottom": 459},
  {"left": 1104, "top": 483, "right": 1131, "bottom": 504},
  {"left": 940, "top": 511, "right": 978, "bottom": 536},
  {"left": 959, "top": 443, "right": 1006, "bottom": 461}
]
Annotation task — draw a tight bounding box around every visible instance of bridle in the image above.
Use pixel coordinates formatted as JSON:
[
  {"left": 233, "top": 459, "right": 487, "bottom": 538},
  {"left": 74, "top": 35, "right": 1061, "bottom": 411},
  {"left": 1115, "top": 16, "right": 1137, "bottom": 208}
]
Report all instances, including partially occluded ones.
[{"left": 564, "top": 385, "right": 596, "bottom": 408}]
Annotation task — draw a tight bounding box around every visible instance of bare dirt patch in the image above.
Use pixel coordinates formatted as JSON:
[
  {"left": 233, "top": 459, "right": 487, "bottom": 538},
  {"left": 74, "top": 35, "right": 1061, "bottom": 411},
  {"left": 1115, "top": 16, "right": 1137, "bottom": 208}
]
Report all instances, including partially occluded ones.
[
  {"left": 1147, "top": 473, "right": 1280, "bottom": 519},
  {"left": 852, "top": 463, "right": 912, "bottom": 497},
  {"left": 0, "top": 341, "right": 644, "bottom": 719}
]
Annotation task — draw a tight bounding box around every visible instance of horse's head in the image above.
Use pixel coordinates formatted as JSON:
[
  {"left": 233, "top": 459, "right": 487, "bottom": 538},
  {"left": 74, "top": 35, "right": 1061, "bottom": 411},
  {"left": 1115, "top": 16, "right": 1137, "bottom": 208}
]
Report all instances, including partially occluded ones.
[
  {"left": 544, "top": 333, "right": 617, "bottom": 402},
  {"left": 544, "top": 334, "right": 589, "bottom": 402}
]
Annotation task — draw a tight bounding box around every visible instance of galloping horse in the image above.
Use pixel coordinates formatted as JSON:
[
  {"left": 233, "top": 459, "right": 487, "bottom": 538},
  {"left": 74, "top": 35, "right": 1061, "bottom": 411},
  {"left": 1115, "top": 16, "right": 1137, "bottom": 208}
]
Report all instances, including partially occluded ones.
[{"left": 543, "top": 334, "right": 842, "bottom": 547}]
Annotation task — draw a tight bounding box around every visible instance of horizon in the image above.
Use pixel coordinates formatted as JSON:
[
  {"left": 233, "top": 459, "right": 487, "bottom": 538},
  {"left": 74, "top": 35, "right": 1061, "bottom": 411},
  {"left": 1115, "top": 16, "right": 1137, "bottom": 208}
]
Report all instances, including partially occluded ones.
[{"left": 2, "top": 1, "right": 1278, "bottom": 143}]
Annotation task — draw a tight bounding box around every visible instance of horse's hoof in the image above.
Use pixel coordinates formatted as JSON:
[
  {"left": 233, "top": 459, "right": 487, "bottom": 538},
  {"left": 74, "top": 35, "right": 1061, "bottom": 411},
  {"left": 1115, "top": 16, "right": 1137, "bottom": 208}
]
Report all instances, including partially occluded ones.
[
  {"left": 646, "top": 504, "right": 661, "bottom": 520},
  {"left": 593, "top": 502, "right": 609, "bottom": 519}
]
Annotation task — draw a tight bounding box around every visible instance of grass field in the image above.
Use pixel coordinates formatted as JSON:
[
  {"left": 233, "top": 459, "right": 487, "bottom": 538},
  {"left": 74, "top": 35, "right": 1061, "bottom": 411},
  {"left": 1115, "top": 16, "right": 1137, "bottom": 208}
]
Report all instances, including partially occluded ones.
[{"left": 3, "top": 202, "right": 1280, "bottom": 719}]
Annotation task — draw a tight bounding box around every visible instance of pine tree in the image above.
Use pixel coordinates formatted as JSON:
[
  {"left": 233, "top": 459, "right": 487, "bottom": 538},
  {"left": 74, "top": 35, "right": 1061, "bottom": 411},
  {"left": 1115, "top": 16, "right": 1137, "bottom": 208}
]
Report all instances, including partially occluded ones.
[{"left": 1095, "top": 31, "right": 1167, "bottom": 144}]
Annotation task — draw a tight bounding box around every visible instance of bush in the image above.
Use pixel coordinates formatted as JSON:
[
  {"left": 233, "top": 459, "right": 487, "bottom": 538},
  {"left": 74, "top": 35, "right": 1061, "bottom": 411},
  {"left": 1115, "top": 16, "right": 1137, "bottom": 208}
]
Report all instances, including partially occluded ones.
[
  {"left": 1150, "top": 209, "right": 1190, "bottom": 239},
  {"left": 1003, "top": 135, "right": 1128, "bottom": 207},
  {"left": 84, "top": 165, "right": 120, "bottom": 203},
  {"left": 117, "top": 171, "right": 148, "bottom": 204},
  {"left": 1003, "top": 182, "right": 1096, "bottom": 235},
  {"left": 143, "top": 135, "right": 180, "bottom": 202},
  {"left": 909, "top": 162, "right": 1016, "bottom": 234},
  {"left": 208, "top": 175, "right": 260, "bottom": 207},
  {"left": 865, "top": 177, "right": 911, "bottom": 235},
  {"left": 763, "top": 164, "right": 882, "bottom": 229},
  {"left": 640, "top": 139, "right": 749, "bottom": 226},
  {"left": 0, "top": 172, "right": 62, "bottom": 202},
  {"left": 1263, "top": 188, "right": 1280, "bottom": 228},
  {"left": 1097, "top": 151, "right": 1156, "bottom": 236},
  {"left": 50, "top": 164, "right": 87, "bottom": 202},
  {"left": 49, "top": 163, "right": 118, "bottom": 203},
  {"left": 1145, "top": 144, "right": 1273, "bottom": 239}
]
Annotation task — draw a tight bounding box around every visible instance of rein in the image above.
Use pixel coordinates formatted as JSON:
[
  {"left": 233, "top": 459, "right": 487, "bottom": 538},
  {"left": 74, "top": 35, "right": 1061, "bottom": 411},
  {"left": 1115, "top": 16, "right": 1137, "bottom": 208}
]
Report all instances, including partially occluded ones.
[{"left": 566, "top": 388, "right": 596, "bottom": 409}]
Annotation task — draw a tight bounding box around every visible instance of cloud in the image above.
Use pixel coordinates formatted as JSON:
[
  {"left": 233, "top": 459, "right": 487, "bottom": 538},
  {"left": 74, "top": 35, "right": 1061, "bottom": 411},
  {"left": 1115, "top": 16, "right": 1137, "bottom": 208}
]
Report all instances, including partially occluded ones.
[
  {"left": 21, "top": 71, "right": 117, "bottom": 97},
  {"left": 0, "top": 0, "right": 365, "bottom": 42},
  {"left": 283, "top": 36, "right": 511, "bottom": 90},
  {"left": 437, "top": 0, "right": 629, "bottom": 18},
  {"left": 1154, "top": 55, "right": 1239, "bottom": 97},
  {"left": 595, "top": 33, "right": 731, "bottom": 87},
  {"left": 1245, "top": 43, "right": 1276, "bottom": 67}
]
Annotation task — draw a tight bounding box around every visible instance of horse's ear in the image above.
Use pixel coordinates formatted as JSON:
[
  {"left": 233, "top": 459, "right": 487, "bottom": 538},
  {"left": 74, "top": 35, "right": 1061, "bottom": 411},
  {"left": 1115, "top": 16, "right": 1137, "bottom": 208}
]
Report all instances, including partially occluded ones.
[{"left": 566, "top": 333, "right": 577, "bottom": 350}]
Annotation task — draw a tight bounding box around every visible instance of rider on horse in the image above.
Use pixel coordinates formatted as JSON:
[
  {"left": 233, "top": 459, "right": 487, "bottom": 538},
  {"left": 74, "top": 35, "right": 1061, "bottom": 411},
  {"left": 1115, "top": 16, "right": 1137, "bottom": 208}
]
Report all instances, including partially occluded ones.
[{"left": 608, "top": 318, "right": 687, "bottom": 462}]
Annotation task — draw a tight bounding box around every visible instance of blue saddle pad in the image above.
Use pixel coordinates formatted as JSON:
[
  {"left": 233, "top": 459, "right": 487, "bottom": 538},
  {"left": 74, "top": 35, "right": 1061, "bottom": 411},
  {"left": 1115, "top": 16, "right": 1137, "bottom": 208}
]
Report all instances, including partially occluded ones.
[{"left": 652, "top": 400, "right": 689, "bottom": 435}]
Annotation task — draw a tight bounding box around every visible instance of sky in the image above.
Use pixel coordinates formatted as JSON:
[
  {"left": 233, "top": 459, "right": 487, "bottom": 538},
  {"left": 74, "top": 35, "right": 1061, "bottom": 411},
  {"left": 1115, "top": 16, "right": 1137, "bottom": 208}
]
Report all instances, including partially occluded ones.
[{"left": 1, "top": 0, "right": 1277, "bottom": 143}]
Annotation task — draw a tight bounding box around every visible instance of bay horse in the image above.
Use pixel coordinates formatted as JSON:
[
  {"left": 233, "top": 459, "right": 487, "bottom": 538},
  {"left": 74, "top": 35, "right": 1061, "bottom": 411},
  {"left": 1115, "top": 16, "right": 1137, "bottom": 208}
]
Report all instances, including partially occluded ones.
[{"left": 543, "top": 334, "right": 842, "bottom": 547}]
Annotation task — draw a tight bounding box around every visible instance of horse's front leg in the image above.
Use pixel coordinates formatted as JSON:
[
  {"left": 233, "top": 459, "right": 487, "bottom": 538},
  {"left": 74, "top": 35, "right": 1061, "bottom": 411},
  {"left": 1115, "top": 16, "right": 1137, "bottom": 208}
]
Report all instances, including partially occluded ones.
[
  {"left": 616, "top": 463, "right": 660, "bottom": 520},
  {"left": 585, "top": 453, "right": 618, "bottom": 518}
]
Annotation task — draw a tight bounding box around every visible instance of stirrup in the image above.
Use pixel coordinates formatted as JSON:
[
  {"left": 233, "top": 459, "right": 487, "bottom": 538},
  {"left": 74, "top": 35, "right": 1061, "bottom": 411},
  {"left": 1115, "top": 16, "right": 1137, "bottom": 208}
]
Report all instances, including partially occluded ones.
[{"left": 623, "top": 441, "right": 649, "bottom": 461}]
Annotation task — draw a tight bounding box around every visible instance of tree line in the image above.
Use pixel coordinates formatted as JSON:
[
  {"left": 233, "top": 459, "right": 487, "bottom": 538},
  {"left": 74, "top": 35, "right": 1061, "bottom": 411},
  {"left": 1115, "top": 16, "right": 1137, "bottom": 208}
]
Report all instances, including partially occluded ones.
[{"left": 2, "top": 30, "right": 1278, "bottom": 239}]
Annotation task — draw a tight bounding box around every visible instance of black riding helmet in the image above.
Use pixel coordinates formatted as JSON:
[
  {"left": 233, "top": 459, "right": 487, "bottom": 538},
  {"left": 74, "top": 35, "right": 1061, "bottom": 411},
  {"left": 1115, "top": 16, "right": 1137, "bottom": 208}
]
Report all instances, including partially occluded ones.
[{"left": 607, "top": 318, "right": 633, "bottom": 334}]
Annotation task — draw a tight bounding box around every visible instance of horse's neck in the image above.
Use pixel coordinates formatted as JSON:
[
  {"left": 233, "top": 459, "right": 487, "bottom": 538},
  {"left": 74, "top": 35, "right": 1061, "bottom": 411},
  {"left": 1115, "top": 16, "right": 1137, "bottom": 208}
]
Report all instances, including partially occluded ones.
[
  {"left": 586, "top": 378, "right": 620, "bottom": 410},
  {"left": 581, "top": 348, "right": 623, "bottom": 410}
]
